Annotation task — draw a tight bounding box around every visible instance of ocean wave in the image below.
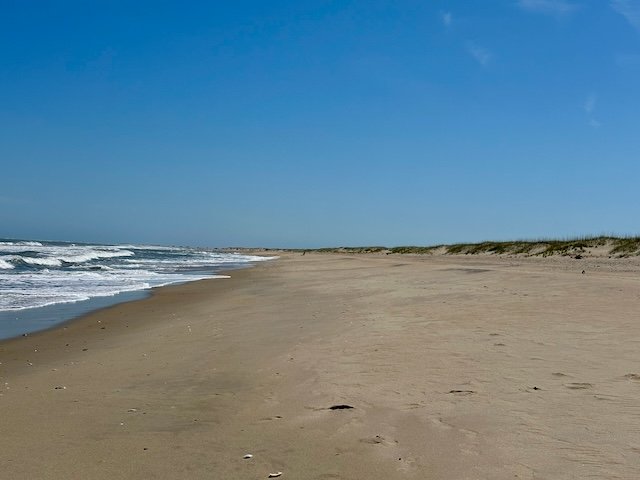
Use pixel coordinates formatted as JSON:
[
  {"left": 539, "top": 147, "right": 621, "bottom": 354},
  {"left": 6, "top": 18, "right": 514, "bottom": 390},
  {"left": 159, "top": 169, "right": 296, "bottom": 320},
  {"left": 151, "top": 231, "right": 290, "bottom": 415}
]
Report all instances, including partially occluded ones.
[
  {"left": 0, "top": 241, "right": 43, "bottom": 247},
  {"left": 0, "top": 259, "right": 15, "bottom": 269},
  {"left": 21, "top": 257, "right": 63, "bottom": 267},
  {"left": 57, "top": 249, "right": 135, "bottom": 263},
  {"left": 0, "top": 249, "right": 136, "bottom": 268},
  {"left": 0, "top": 269, "right": 230, "bottom": 311},
  {"left": 122, "top": 254, "right": 277, "bottom": 266},
  {"left": 0, "top": 240, "right": 274, "bottom": 312},
  {"left": 109, "top": 244, "right": 181, "bottom": 251}
]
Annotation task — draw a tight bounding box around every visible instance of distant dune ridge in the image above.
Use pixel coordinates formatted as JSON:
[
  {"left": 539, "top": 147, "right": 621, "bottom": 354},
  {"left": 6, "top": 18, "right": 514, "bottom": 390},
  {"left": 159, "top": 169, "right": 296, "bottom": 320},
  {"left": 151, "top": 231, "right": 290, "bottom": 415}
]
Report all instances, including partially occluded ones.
[{"left": 231, "top": 236, "right": 640, "bottom": 258}]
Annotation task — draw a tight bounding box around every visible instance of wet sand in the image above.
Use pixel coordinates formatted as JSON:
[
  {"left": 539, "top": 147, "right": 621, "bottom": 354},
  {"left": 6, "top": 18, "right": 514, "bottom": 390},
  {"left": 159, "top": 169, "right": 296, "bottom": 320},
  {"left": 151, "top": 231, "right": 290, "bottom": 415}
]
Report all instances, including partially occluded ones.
[{"left": 1, "top": 252, "right": 639, "bottom": 479}]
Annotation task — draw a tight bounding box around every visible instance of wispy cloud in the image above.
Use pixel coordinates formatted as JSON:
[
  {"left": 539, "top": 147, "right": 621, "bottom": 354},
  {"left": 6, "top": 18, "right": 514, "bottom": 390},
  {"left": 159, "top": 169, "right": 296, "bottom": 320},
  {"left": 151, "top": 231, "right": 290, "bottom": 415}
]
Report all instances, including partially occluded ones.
[
  {"left": 441, "top": 11, "right": 453, "bottom": 27},
  {"left": 611, "top": 0, "right": 640, "bottom": 31},
  {"left": 467, "top": 42, "right": 492, "bottom": 66},
  {"left": 518, "top": 0, "right": 579, "bottom": 15},
  {"left": 583, "top": 93, "right": 602, "bottom": 128}
]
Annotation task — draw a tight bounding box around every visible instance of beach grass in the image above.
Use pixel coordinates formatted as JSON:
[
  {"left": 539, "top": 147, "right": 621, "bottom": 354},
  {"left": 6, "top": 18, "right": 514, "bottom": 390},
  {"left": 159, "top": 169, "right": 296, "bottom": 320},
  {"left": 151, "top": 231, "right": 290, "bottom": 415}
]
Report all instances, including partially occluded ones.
[
  {"left": 610, "top": 237, "right": 640, "bottom": 256},
  {"left": 276, "top": 235, "right": 640, "bottom": 257}
]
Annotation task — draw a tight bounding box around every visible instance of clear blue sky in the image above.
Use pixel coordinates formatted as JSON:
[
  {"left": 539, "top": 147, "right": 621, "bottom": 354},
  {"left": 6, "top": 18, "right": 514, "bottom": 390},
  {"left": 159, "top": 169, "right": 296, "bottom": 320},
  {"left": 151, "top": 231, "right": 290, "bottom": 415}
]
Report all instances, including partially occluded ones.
[{"left": 1, "top": 1, "right": 639, "bottom": 247}]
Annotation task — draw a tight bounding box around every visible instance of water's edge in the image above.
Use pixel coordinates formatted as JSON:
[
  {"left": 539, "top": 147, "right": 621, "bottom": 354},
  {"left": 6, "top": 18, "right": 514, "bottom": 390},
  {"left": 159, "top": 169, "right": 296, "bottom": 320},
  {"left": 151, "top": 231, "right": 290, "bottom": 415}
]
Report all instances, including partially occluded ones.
[{"left": 0, "top": 264, "right": 252, "bottom": 341}]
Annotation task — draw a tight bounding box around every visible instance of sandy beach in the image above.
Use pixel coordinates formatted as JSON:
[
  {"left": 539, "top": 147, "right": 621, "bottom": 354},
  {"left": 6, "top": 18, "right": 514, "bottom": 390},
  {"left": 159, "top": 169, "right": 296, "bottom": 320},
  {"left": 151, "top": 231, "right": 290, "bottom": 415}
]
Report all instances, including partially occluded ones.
[{"left": 1, "top": 252, "right": 639, "bottom": 479}]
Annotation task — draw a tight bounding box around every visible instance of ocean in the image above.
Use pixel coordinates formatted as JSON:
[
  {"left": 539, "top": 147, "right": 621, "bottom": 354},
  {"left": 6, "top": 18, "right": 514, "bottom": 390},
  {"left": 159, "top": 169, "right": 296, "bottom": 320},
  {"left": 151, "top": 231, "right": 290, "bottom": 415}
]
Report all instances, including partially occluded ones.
[{"left": 0, "top": 239, "right": 275, "bottom": 339}]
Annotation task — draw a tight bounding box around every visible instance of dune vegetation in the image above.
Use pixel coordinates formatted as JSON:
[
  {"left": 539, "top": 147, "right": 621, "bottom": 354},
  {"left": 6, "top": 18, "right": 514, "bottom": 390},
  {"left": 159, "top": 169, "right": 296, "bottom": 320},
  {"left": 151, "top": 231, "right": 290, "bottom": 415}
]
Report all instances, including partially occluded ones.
[{"left": 268, "top": 236, "right": 640, "bottom": 257}]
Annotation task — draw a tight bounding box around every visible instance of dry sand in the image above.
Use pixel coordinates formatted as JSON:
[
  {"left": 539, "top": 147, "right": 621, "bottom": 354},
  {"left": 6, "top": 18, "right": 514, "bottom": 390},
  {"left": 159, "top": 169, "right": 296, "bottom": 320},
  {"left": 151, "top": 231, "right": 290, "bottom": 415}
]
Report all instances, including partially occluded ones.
[{"left": 1, "top": 252, "right": 639, "bottom": 479}]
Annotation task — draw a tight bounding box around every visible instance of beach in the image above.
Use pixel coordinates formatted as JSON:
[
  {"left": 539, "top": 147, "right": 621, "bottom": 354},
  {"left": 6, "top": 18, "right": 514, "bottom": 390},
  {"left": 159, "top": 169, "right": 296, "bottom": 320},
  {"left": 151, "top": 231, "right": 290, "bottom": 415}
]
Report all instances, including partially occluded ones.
[{"left": 1, "top": 252, "right": 639, "bottom": 479}]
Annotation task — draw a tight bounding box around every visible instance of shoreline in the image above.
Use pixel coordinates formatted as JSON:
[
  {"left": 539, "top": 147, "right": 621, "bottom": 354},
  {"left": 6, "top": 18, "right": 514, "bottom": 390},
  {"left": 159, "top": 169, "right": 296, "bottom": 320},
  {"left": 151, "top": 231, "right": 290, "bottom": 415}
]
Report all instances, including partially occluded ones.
[
  {"left": 0, "top": 263, "right": 259, "bottom": 342},
  {"left": 0, "top": 289, "right": 150, "bottom": 342},
  {"left": 0, "top": 262, "right": 261, "bottom": 362},
  {"left": 2, "top": 252, "right": 639, "bottom": 478}
]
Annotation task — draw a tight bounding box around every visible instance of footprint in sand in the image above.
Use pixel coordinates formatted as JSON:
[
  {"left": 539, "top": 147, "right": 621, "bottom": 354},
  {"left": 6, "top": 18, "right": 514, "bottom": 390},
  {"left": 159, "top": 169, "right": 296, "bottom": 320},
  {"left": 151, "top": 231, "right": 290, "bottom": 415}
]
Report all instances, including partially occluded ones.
[
  {"left": 360, "top": 436, "right": 384, "bottom": 445},
  {"left": 564, "top": 382, "right": 593, "bottom": 390},
  {"left": 259, "top": 415, "right": 283, "bottom": 422},
  {"left": 359, "top": 435, "right": 394, "bottom": 446}
]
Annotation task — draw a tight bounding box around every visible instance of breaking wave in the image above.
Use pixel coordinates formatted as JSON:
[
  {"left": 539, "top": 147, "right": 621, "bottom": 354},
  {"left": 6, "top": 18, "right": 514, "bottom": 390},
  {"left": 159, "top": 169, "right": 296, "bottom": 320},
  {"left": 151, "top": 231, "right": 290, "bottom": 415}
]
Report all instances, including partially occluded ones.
[{"left": 0, "top": 239, "right": 276, "bottom": 311}]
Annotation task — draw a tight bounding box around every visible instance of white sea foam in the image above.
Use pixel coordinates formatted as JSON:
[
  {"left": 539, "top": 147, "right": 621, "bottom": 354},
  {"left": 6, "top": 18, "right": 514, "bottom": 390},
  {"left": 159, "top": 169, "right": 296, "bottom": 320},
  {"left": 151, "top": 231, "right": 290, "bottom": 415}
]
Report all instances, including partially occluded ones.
[
  {"left": 21, "top": 257, "right": 63, "bottom": 267},
  {"left": 108, "top": 244, "right": 181, "bottom": 251},
  {"left": 0, "top": 240, "right": 274, "bottom": 312},
  {"left": 0, "top": 268, "right": 230, "bottom": 311},
  {"left": 123, "top": 253, "right": 277, "bottom": 265},
  {"left": 0, "top": 259, "right": 14, "bottom": 269},
  {"left": 0, "top": 248, "right": 135, "bottom": 266},
  {"left": 228, "top": 254, "right": 279, "bottom": 262},
  {"left": 57, "top": 249, "right": 135, "bottom": 263},
  {"left": 0, "top": 241, "right": 43, "bottom": 247}
]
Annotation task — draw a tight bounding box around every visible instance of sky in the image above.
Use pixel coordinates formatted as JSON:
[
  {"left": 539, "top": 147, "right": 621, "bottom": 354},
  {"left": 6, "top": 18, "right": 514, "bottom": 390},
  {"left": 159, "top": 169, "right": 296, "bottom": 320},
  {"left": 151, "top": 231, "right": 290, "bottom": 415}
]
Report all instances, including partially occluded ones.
[{"left": 1, "top": 0, "right": 639, "bottom": 248}]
